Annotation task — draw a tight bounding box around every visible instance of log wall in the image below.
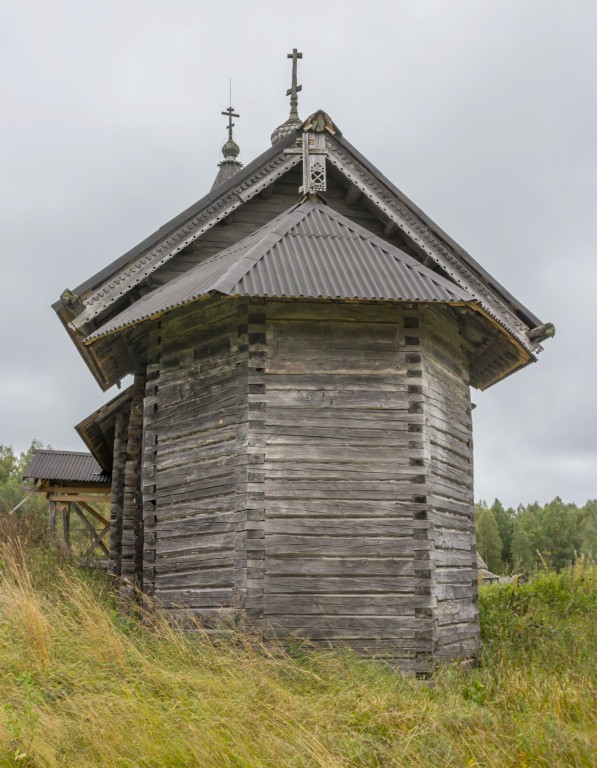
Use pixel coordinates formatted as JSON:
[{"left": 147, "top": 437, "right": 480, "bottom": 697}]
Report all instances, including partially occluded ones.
[
  {"left": 108, "top": 406, "right": 130, "bottom": 577},
  {"left": 119, "top": 373, "right": 145, "bottom": 601},
  {"left": 255, "top": 302, "right": 435, "bottom": 672},
  {"left": 139, "top": 297, "right": 479, "bottom": 669},
  {"left": 142, "top": 299, "right": 249, "bottom": 623},
  {"left": 421, "top": 308, "right": 479, "bottom": 659}
]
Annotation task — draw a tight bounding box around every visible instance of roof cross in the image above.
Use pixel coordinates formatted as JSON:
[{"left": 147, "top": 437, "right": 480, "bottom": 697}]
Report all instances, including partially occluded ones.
[
  {"left": 221, "top": 105, "right": 239, "bottom": 142},
  {"left": 286, "top": 48, "right": 303, "bottom": 120}
]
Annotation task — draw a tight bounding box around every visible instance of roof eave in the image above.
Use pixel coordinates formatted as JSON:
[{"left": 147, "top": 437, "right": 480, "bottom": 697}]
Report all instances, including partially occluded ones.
[
  {"left": 52, "top": 129, "right": 301, "bottom": 313},
  {"left": 54, "top": 304, "right": 113, "bottom": 391},
  {"left": 332, "top": 132, "right": 544, "bottom": 330},
  {"left": 75, "top": 385, "right": 134, "bottom": 470}
]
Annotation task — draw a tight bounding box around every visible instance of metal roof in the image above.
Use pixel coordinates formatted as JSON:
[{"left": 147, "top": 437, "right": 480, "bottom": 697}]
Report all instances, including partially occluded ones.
[
  {"left": 87, "top": 200, "right": 477, "bottom": 341},
  {"left": 24, "top": 450, "right": 111, "bottom": 484},
  {"left": 332, "top": 129, "right": 543, "bottom": 328},
  {"left": 54, "top": 114, "right": 544, "bottom": 333}
]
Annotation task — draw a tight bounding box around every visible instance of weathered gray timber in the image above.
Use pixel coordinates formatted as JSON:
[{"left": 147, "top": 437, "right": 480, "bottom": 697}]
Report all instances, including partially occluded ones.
[
  {"left": 119, "top": 374, "right": 145, "bottom": 600},
  {"left": 142, "top": 299, "right": 249, "bottom": 623},
  {"left": 55, "top": 97, "right": 552, "bottom": 674},
  {"left": 421, "top": 308, "right": 479, "bottom": 659},
  {"left": 109, "top": 408, "right": 129, "bottom": 577},
  {"left": 138, "top": 297, "right": 478, "bottom": 673}
]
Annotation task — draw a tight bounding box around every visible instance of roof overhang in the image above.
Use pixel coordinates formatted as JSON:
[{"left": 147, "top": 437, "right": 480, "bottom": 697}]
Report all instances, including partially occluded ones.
[
  {"left": 53, "top": 110, "right": 550, "bottom": 391},
  {"left": 24, "top": 449, "right": 111, "bottom": 486},
  {"left": 75, "top": 386, "right": 133, "bottom": 471}
]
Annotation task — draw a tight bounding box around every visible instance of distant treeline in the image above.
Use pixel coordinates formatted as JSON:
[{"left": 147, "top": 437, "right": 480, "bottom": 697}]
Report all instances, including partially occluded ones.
[{"left": 476, "top": 498, "right": 597, "bottom": 575}]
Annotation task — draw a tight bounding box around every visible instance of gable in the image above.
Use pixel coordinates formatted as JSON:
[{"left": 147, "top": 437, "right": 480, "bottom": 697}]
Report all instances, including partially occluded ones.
[
  {"left": 54, "top": 111, "right": 550, "bottom": 391},
  {"left": 86, "top": 200, "right": 475, "bottom": 341}
]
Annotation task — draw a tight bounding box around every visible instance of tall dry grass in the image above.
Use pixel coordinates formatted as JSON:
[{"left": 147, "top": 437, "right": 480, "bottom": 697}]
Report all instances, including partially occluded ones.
[{"left": 0, "top": 543, "right": 595, "bottom": 767}]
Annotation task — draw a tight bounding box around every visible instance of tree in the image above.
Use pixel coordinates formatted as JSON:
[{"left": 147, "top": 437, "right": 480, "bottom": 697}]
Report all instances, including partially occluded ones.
[
  {"left": 476, "top": 507, "right": 503, "bottom": 574},
  {"left": 579, "top": 500, "right": 597, "bottom": 560},
  {"left": 0, "top": 441, "right": 49, "bottom": 521},
  {"left": 0, "top": 445, "right": 19, "bottom": 485},
  {"left": 512, "top": 502, "right": 544, "bottom": 571},
  {"left": 491, "top": 498, "right": 515, "bottom": 570}
]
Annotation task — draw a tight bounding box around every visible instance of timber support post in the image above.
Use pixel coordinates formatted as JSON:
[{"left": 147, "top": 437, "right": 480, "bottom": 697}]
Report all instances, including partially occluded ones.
[
  {"left": 61, "top": 503, "right": 71, "bottom": 555},
  {"left": 109, "top": 408, "right": 129, "bottom": 578}
]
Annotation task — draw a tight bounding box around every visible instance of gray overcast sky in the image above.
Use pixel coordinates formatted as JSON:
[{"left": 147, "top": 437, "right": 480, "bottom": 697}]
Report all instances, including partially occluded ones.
[{"left": 1, "top": 0, "right": 595, "bottom": 508}]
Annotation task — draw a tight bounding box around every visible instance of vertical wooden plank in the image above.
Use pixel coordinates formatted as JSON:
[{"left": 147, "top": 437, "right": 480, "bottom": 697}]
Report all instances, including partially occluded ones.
[
  {"left": 109, "top": 408, "right": 129, "bottom": 578},
  {"left": 120, "top": 372, "right": 146, "bottom": 603}
]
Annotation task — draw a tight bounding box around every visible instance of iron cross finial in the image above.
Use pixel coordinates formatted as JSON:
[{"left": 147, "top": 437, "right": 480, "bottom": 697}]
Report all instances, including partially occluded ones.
[
  {"left": 221, "top": 105, "right": 239, "bottom": 142},
  {"left": 286, "top": 48, "right": 303, "bottom": 120}
]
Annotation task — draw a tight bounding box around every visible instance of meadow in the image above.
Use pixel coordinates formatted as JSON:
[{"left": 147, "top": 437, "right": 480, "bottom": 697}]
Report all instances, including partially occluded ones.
[{"left": 0, "top": 543, "right": 594, "bottom": 768}]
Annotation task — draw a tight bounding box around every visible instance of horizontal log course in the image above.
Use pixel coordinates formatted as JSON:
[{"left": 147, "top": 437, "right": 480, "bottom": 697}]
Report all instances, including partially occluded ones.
[{"left": 138, "top": 298, "right": 479, "bottom": 664}]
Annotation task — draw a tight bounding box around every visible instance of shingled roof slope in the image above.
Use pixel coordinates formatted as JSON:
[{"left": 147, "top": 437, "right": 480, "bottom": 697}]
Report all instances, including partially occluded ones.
[
  {"left": 24, "top": 450, "right": 111, "bottom": 484},
  {"left": 86, "top": 200, "right": 476, "bottom": 341}
]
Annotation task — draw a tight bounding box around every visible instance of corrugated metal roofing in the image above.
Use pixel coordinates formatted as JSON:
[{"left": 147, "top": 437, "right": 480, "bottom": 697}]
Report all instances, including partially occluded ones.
[
  {"left": 87, "top": 201, "right": 477, "bottom": 341},
  {"left": 333, "top": 130, "right": 543, "bottom": 328},
  {"left": 24, "top": 450, "right": 111, "bottom": 484}
]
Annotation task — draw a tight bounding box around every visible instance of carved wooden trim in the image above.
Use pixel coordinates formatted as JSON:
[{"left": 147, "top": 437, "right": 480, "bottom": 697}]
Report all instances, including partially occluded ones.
[
  {"left": 71, "top": 153, "right": 302, "bottom": 330},
  {"left": 326, "top": 137, "right": 533, "bottom": 354}
]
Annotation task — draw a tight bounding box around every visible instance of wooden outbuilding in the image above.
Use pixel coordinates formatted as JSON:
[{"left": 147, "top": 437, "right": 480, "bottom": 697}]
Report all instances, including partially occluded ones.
[
  {"left": 53, "top": 54, "right": 553, "bottom": 673},
  {"left": 23, "top": 449, "right": 111, "bottom": 558}
]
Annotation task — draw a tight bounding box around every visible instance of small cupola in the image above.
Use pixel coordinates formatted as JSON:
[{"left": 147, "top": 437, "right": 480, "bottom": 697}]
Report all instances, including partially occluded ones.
[{"left": 211, "top": 104, "right": 243, "bottom": 190}]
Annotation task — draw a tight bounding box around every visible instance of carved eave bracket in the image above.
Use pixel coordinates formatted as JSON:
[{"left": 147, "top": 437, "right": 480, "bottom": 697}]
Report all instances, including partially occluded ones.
[
  {"left": 60, "top": 288, "right": 84, "bottom": 319},
  {"left": 527, "top": 322, "right": 555, "bottom": 344}
]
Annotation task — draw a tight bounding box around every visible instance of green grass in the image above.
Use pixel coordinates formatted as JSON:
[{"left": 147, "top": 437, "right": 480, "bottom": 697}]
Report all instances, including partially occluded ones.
[{"left": 0, "top": 545, "right": 594, "bottom": 767}]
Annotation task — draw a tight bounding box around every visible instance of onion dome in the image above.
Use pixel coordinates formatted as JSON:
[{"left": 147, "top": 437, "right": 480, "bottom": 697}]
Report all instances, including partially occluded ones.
[
  {"left": 212, "top": 105, "right": 243, "bottom": 191},
  {"left": 271, "top": 48, "right": 303, "bottom": 145}
]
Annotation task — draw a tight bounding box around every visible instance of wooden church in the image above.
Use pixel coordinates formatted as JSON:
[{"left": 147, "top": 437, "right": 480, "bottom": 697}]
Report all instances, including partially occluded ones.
[{"left": 53, "top": 52, "right": 553, "bottom": 673}]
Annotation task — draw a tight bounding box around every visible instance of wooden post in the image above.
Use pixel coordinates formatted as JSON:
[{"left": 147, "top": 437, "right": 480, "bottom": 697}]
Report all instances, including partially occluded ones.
[
  {"left": 48, "top": 499, "right": 56, "bottom": 545},
  {"left": 109, "top": 408, "right": 129, "bottom": 578},
  {"left": 61, "top": 503, "right": 71, "bottom": 556},
  {"left": 120, "top": 373, "right": 146, "bottom": 605}
]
